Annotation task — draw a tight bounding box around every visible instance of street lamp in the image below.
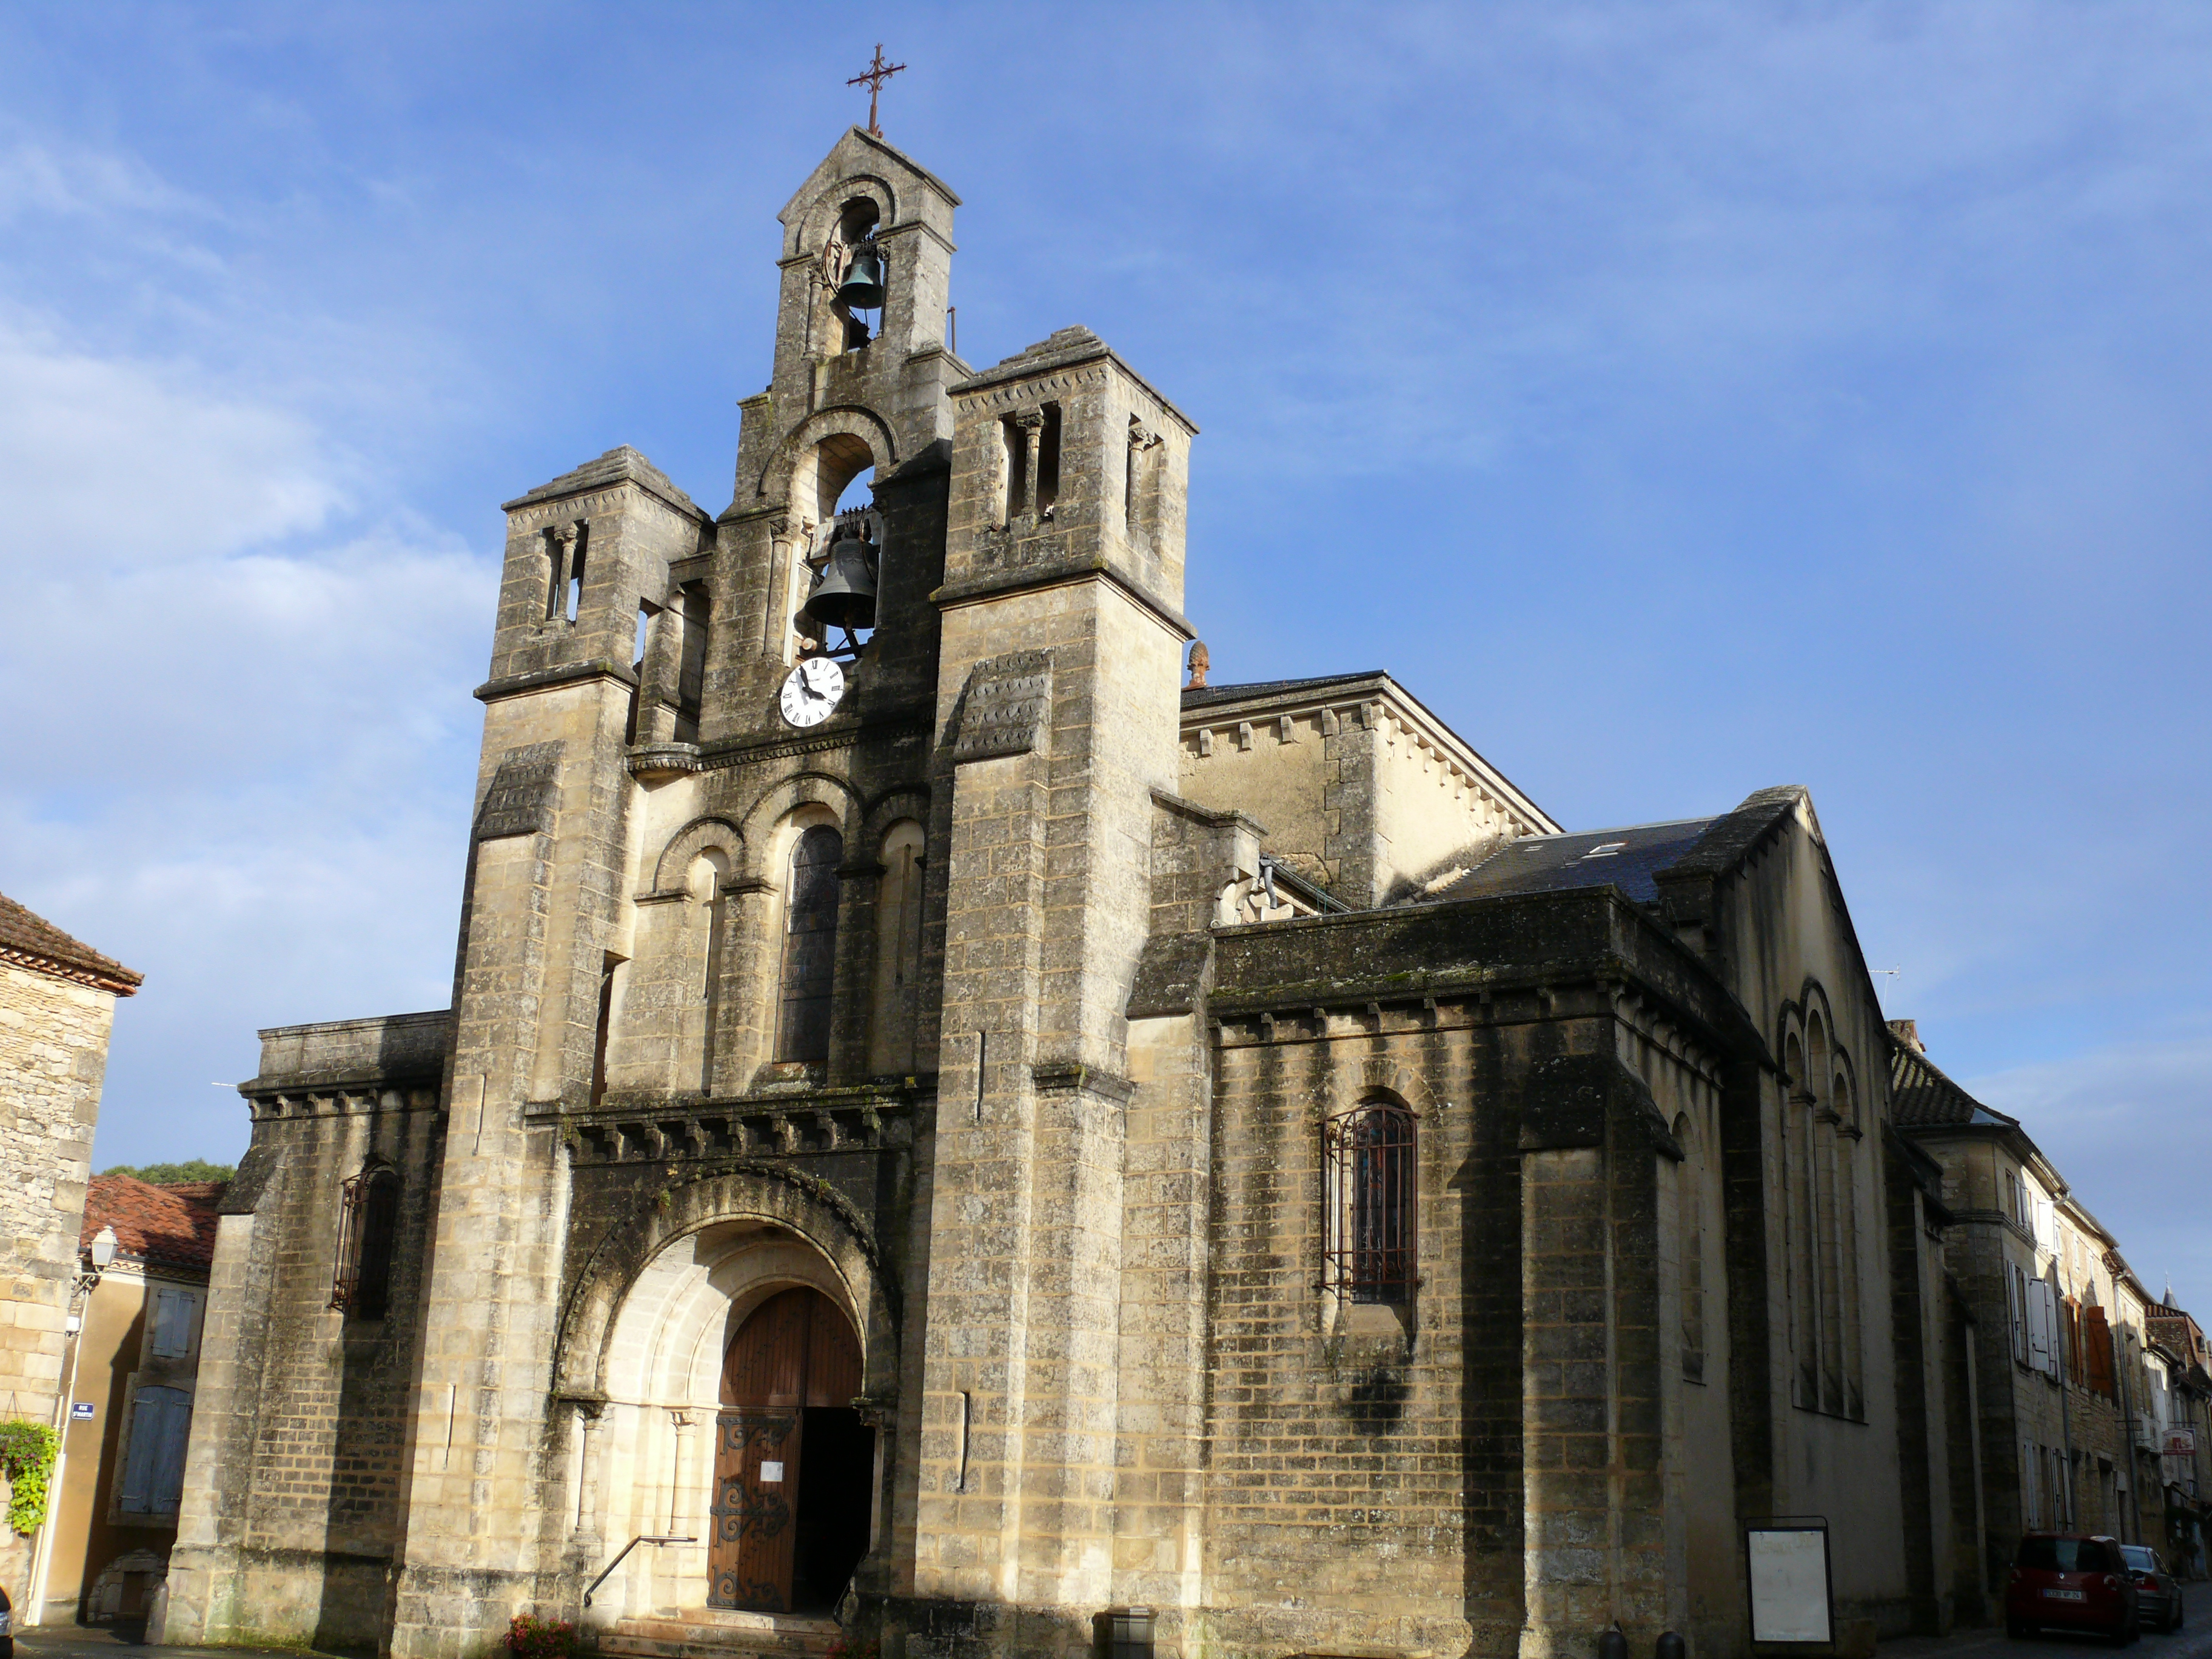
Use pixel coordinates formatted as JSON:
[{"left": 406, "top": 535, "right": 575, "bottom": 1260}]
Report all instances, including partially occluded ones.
[{"left": 89, "top": 1225, "right": 116, "bottom": 1273}]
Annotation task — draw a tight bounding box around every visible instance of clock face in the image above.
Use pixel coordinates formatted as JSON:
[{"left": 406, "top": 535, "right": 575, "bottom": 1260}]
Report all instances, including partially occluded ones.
[{"left": 779, "top": 655, "right": 845, "bottom": 728}]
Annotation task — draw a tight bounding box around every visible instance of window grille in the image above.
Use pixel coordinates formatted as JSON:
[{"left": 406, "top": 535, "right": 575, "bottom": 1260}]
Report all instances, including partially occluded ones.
[
  {"left": 330, "top": 1167, "right": 400, "bottom": 1318},
  {"left": 1324, "top": 1101, "right": 1416, "bottom": 1304}
]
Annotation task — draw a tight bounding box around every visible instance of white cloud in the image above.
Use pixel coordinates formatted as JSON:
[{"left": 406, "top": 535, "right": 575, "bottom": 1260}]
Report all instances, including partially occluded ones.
[
  {"left": 0, "top": 311, "right": 351, "bottom": 568},
  {"left": 1969, "top": 1034, "right": 2212, "bottom": 1318}
]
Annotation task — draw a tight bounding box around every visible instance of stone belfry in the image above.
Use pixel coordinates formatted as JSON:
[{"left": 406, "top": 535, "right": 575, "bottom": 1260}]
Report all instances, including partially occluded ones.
[{"left": 375, "top": 121, "right": 1195, "bottom": 1659}]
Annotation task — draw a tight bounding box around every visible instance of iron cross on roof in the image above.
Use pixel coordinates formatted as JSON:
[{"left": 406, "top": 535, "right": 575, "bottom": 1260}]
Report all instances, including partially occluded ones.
[{"left": 847, "top": 44, "right": 907, "bottom": 138}]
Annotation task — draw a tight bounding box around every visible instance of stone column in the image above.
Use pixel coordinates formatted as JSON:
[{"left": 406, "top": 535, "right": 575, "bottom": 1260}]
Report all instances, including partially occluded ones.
[
  {"left": 1013, "top": 409, "right": 1044, "bottom": 520},
  {"left": 574, "top": 1404, "right": 605, "bottom": 1541},
  {"left": 668, "top": 1411, "right": 697, "bottom": 1536}
]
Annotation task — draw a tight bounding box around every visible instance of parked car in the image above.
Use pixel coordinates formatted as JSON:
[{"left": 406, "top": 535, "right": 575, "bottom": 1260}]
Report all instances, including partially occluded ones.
[
  {"left": 0, "top": 1581, "right": 12, "bottom": 1659},
  {"left": 2006, "top": 1533, "right": 2140, "bottom": 1643},
  {"left": 2120, "top": 1544, "right": 2185, "bottom": 1632}
]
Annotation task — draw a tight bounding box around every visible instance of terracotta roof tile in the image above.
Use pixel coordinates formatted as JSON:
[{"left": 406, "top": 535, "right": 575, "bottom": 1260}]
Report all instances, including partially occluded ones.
[
  {"left": 82, "top": 1175, "right": 224, "bottom": 1270},
  {"left": 0, "top": 891, "right": 142, "bottom": 993}
]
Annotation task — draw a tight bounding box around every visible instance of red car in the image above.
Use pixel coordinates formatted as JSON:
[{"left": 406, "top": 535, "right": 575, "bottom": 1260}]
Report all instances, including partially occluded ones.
[{"left": 2006, "top": 1533, "right": 2140, "bottom": 1643}]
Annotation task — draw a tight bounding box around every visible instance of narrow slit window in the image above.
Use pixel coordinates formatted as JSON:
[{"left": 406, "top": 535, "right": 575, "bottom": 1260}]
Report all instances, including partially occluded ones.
[
  {"left": 1000, "top": 417, "right": 1028, "bottom": 520},
  {"left": 566, "top": 524, "right": 588, "bottom": 622},
  {"left": 1035, "top": 403, "right": 1062, "bottom": 514},
  {"left": 1325, "top": 1099, "right": 1416, "bottom": 1304}
]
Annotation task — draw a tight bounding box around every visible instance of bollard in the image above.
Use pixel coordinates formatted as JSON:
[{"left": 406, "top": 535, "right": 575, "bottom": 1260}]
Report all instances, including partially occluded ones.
[
  {"left": 1598, "top": 1624, "right": 1629, "bottom": 1659},
  {"left": 1655, "top": 1632, "right": 1686, "bottom": 1659}
]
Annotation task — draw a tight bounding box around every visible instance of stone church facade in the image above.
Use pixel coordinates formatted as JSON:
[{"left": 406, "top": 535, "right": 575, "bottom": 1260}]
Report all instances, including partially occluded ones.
[{"left": 155, "top": 131, "right": 1981, "bottom": 1659}]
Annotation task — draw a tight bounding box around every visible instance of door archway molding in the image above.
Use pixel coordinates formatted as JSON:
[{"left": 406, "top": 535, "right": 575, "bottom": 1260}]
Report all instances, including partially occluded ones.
[{"left": 555, "top": 1161, "right": 897, "bottom": 1404}]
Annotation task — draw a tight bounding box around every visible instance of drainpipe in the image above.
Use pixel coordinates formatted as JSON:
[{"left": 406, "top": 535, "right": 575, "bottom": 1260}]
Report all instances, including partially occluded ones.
[
  {"left": 2116, "top": 1326, "right": 2139, "bottom": 1546},
  {"left": 2054, "top": 1267, "right": 2077, "bottom": 1530}
]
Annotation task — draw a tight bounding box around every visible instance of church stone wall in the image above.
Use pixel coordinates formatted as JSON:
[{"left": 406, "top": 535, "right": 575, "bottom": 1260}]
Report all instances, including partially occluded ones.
[
  {"left": 1199, "top": 1008, "right": 1521, "bottom": 1659},
  {"left": 159, "top": 1012, "right": 447, "bottom": 1652}
]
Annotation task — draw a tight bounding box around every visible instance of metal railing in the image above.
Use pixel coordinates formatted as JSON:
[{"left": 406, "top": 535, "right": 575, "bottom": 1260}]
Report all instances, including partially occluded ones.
[{"left": 583, "top": 1535, "right": 698, "bottom": 1608}]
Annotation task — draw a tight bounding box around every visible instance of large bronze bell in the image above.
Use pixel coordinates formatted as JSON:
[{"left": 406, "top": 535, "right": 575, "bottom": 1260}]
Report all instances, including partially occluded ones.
[
  {"left": 836, "top": 240, "right": 886, "bottom": 312},
  {"left": 796, "top": 524, "right": 879, "bottom": 635}
]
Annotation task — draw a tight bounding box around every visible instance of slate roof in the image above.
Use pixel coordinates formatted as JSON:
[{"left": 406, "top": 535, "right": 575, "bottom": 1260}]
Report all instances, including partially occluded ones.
[
  {"left": 0, "top": 891, "right": 142, "bottom": 994},
  {"left": 1423, "top": 819, "right": 1719, "bottom": 908},
  {"left": 82, "top": 1175, "right": 225, "bottom": 1272},
  {"left": 1888, "top": 1034, "right": 2020, "bottom": 1131},
  {"left": 501, "top": 445, "right": 703, "bottom": 518},
  {"left": 1181, "top": 671, "right": 1386, "bottom": 713}
]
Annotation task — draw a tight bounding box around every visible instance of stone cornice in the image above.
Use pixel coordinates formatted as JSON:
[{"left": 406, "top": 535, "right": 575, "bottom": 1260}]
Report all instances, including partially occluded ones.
[
  {"left": 1180, "top": 671, "right": 1558, "bottom": 837},
  {"left": 475, "top": 659, "right": 639, "bottom": 705},
  {"left": 932, "top": 555, "right": 1193, "bottom": 642}
]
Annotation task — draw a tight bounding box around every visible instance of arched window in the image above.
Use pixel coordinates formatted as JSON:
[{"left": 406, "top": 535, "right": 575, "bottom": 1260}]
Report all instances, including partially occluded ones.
[
  {"left": 776, "top": 825, "right": 845, "bottom": 1064},
  {"left": 330, "top": 1165, "right": 400, "bottom": 1319},
  {"left": 868, "top": 820, "right": 925, "bottom": 1076},
  {"left": 1325, "top": 1099, "right": 1416, "bottom": 1304}
]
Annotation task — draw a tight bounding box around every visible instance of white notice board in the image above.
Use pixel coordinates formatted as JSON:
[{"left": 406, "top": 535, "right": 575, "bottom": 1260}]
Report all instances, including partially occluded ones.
[{"left": 1746, "top": 1522, "right": 1833, "bottom": 1644}]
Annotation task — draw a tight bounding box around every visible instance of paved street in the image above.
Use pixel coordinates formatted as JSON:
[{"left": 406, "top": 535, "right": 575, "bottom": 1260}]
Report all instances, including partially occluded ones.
[
  {"left": 12, "top": 1612, "right": 2211, "bottom": 1659},
  {"left": 1871, "top": 1617, "right": 2212, "bottom": 1659},
  {"left": 16, "top": 1627, "right": 348, "bottom": 1659}
]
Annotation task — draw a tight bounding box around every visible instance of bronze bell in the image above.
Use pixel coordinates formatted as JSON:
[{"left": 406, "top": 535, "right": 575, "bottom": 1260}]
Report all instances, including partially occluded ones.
[
  {"left": 796, "top": 525, "right": 879, "bottom": 634},
  {"left": 836, "top": 240, "right": 886, "bottom": 312}
]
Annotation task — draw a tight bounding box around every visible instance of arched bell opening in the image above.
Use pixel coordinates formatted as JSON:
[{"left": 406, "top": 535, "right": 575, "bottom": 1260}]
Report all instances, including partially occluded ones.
[
  {"left": 826, "top": 196, "right": 883, "bottom": 351},
  {"left": 709, "top": 1287, "right": 873, "bottom": 1615},
  {"left": 580, "top": 1220, "right": 880, "bottom": 1624},
  {"left": 784, "top": 434, "right": 883, "bottom": 664}
]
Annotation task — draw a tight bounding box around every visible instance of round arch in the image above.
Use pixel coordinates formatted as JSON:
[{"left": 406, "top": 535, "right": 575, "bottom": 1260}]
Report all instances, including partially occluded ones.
[
  {"left": 754, "top": 407, "right": 900, "bottom": 517},
  {"left": 734, "top": 772, "right": 867, "bottom": 880},
  {"left": 786, "top": 174, "right": 899, "bottom": 263},
  {"left": 554, "top": 1161, "right": 899, "bottom": 1404},
  {"left": 651, "top": 817, "right": 745, "bottom": 897}
]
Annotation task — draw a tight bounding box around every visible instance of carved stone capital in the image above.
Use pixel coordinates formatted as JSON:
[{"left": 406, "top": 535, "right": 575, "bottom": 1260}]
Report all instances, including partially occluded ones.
[
  {"left": 1128, "top": 421, "right": 1160, "bottom": 450},
  {"left": 1013, "top": 409, "right": 1045, "bottom": 434}
]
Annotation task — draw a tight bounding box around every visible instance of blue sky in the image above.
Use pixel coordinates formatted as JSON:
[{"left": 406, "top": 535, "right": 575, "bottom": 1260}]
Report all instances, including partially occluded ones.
[{"left": 2, "top": 4, "right": 2207, "bottom": 1307}]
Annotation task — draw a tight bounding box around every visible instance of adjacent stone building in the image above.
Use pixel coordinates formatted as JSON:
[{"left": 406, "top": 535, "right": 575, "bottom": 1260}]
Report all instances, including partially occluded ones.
[
  {"left": 1891, "top": 1022, "right": 2211, "bottom": 1601},
  {"left": 159, "top": 130, "right": 1983, "bottom": 1659},
  {"left": 0, "top": 891, "right": 140, "bottom": 1611}
]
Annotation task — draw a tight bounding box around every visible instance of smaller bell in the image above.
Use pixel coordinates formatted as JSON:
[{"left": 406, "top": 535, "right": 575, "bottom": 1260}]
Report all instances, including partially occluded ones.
[
  {"left": 836, "top": 240, "right": 886, "bottom": 312},
  {"left": 796, "top": 525, "right": 879, "bottom": 635}
]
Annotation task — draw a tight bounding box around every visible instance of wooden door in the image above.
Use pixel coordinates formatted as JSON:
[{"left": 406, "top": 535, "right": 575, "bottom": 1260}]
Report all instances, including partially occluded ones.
[{"left": 708, "top": 1288, "right": 862, "bottom": 1612}]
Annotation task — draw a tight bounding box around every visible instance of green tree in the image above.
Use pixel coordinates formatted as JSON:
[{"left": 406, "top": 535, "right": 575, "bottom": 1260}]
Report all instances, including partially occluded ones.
[{"left": 100, "top": 1158, "right": 235, "bottom": 1184}]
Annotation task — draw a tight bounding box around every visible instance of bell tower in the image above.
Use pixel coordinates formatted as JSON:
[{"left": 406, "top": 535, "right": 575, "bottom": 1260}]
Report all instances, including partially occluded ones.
[{"left": 706, "top": 128, "right": 967, "bottom": 732}]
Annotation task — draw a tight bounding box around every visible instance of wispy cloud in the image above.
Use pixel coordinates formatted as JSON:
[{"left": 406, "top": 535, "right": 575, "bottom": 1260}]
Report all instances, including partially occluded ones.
[{"left": 1970, "top": 1033, "right": 2212, "bottom": 1316}]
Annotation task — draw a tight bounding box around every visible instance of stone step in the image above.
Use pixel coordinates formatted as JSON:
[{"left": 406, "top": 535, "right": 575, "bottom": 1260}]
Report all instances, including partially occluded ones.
[{"left": 595, "top": 1609, "right": 842, "bottom": 1659}]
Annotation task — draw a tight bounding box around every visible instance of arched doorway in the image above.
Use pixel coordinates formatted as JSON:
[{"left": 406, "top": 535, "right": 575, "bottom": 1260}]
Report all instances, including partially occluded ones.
[{"left": 709, "top": 1286, "right": 873, "bottom": 1614}]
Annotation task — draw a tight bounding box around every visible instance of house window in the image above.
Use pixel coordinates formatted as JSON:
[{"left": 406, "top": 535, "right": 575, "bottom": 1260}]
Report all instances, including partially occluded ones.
[
  {"left": 148, "top": 1287, "right": 199, "bottom": 1359},
  {"left": 119, "top": 1384, "right": 192, "bottom": 1516},
  {"left": 776, "top": 825, "right": 845, "bottom": 1064},
  {"left": 1324, "top": 1099, "right": 1416, "bottom": 1304},
  {"left": 330, "top": 1166, "right": 400, "bottom": 1319}
]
